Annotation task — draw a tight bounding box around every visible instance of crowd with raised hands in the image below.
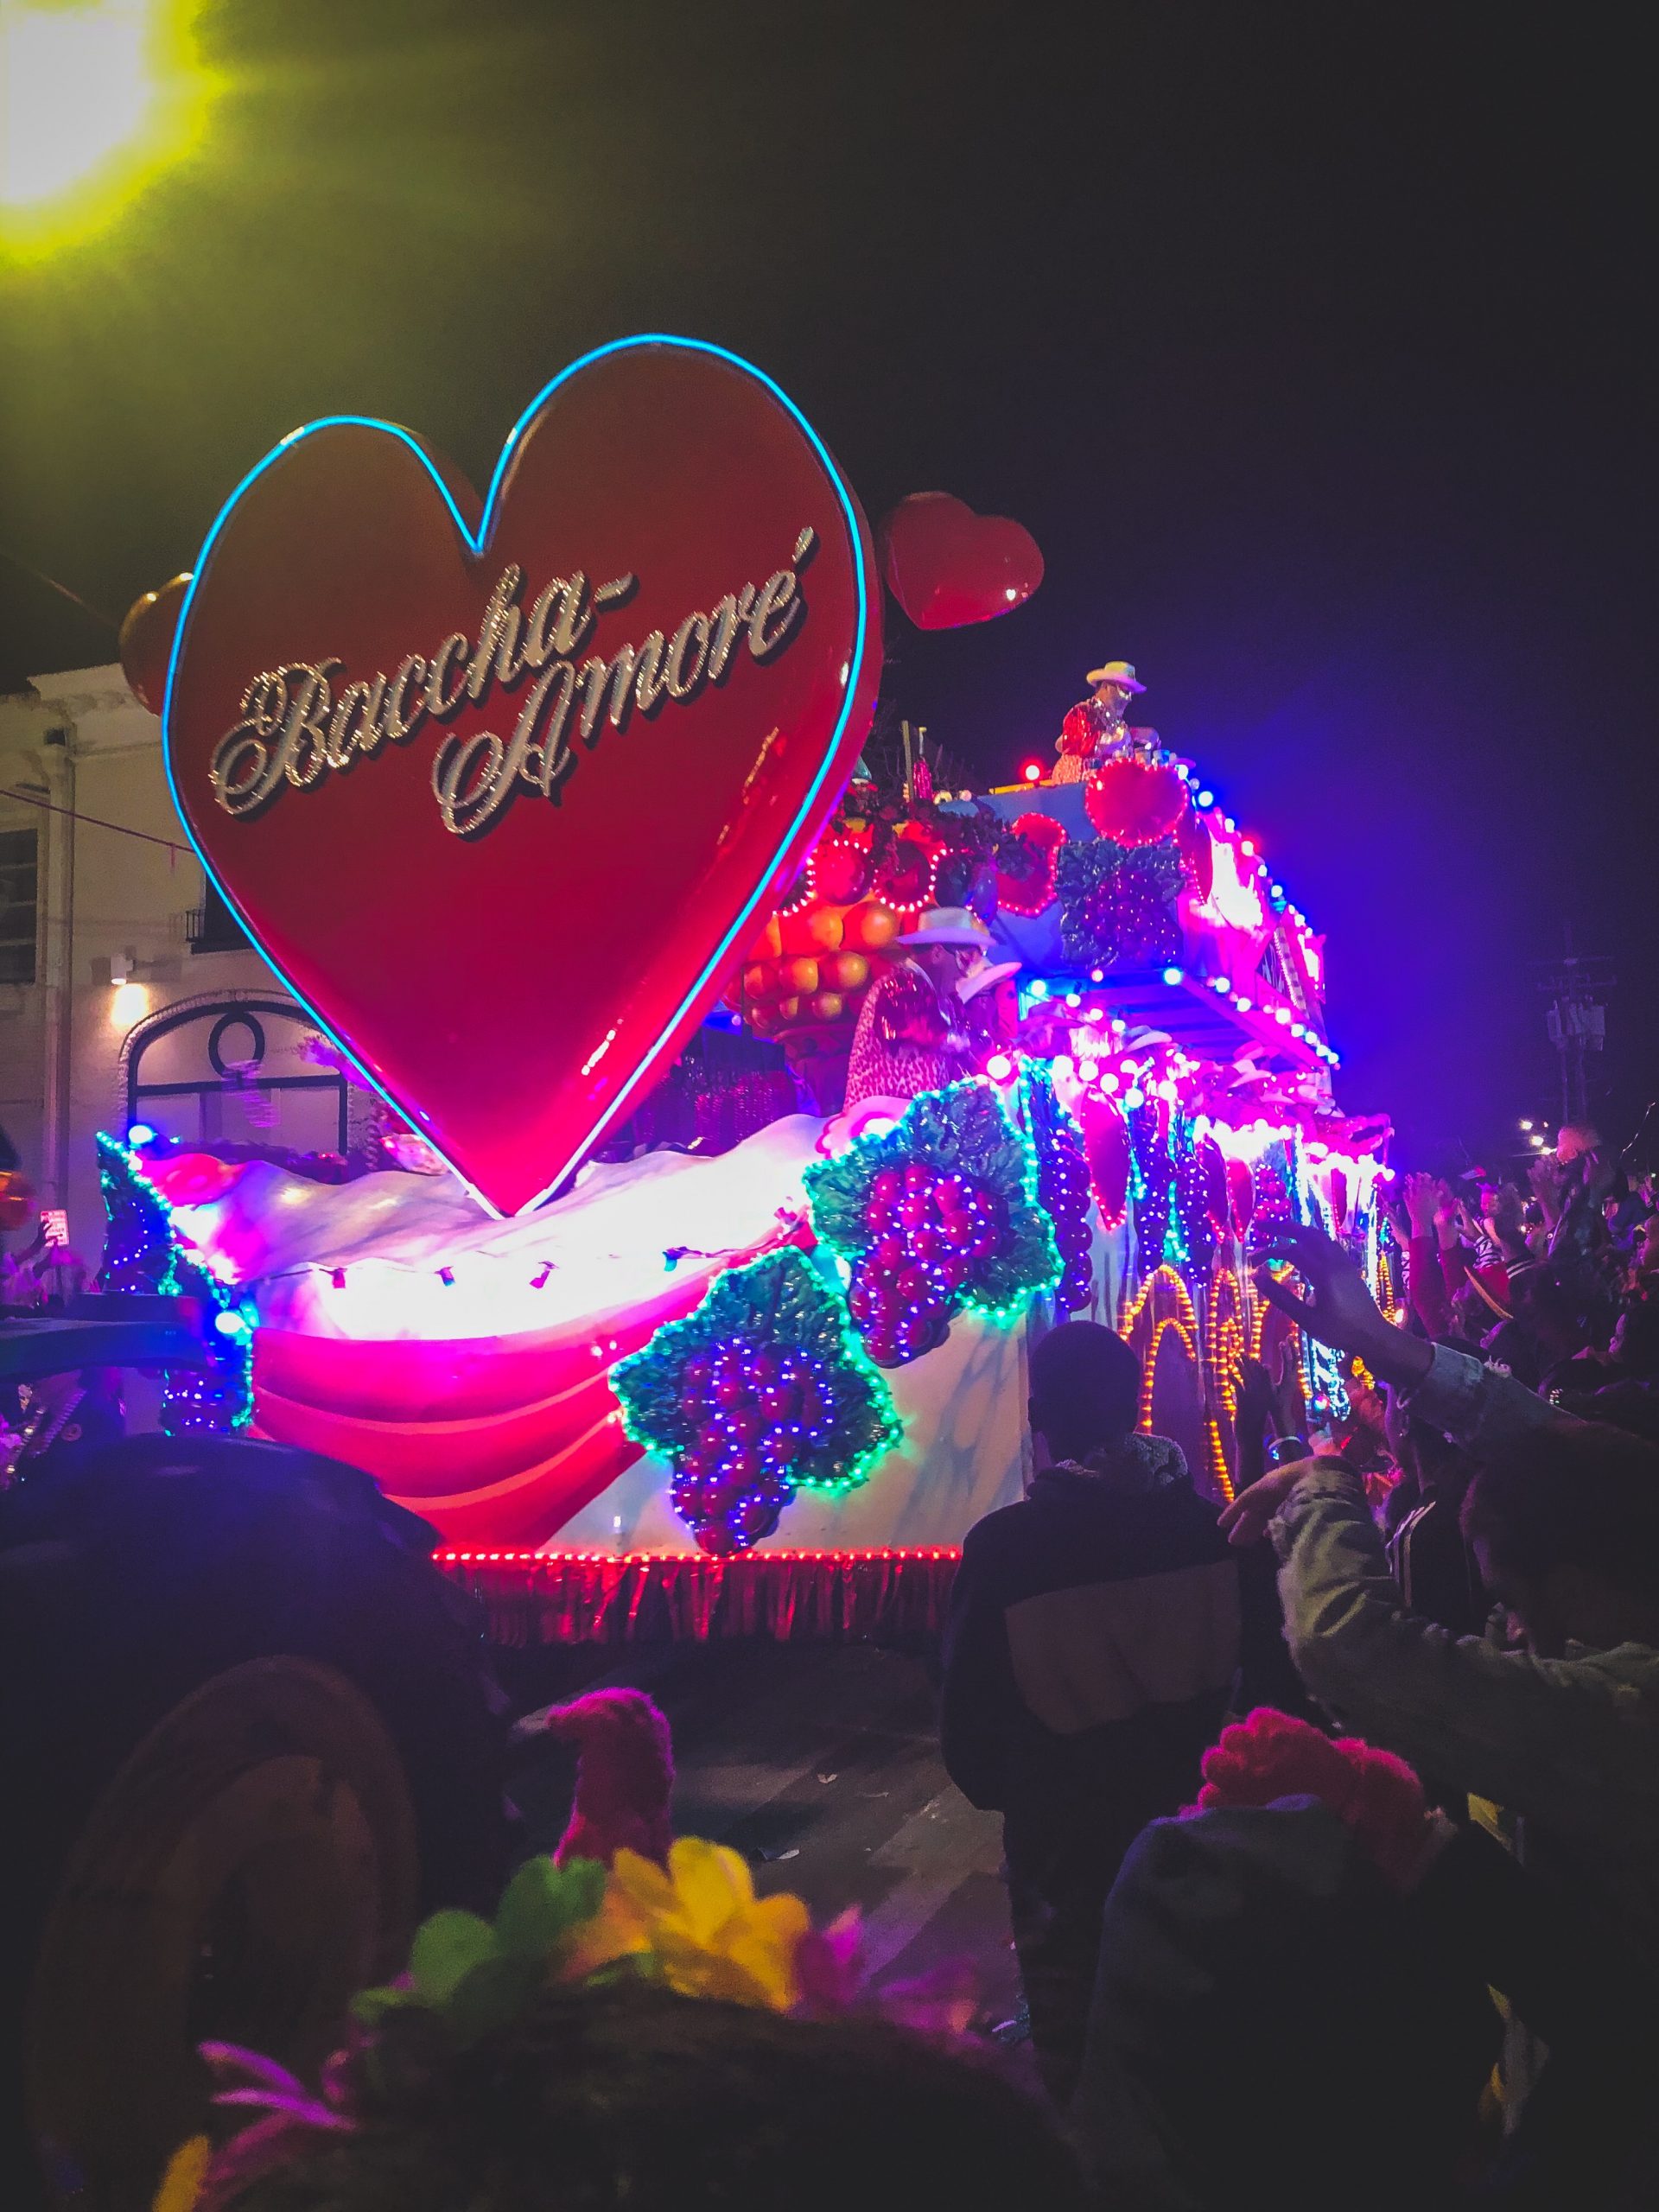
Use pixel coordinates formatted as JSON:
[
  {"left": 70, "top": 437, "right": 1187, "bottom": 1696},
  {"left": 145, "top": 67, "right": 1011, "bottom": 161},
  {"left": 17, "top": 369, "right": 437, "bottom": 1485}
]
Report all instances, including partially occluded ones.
[
  {"left": 938, "top": 1130, "right": 1659, "bottom": 2209},
  {"left": 1201, "top": 1208, "right": 1659, "bottom": 2207},
  {"left": 118, "top": 1134, "right": 1659, "bottom": 2212},
  {"left": 1382, "top": 1139, "right": 1659, "bottom": 1414}
]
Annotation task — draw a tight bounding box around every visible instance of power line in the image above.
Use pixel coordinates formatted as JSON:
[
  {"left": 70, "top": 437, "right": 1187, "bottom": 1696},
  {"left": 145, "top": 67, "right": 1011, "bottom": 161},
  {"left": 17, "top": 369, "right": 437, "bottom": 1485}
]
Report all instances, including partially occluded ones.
[
  {"left": 0, "top": 785, "right": 192, "bottom": 857},
  {"left": 0, "top": 545, "right": 119, "bottom": 634}
]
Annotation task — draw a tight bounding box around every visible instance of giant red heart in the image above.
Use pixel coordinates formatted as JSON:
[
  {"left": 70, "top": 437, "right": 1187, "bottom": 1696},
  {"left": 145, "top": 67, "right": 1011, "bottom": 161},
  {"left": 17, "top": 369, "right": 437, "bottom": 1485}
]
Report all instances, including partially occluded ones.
[
  {"left": 877, "top": 492, "right": 1043, "bottom": 628},
  {"left": 164, "top": 340, "right": 882, "bottom": 1216}
]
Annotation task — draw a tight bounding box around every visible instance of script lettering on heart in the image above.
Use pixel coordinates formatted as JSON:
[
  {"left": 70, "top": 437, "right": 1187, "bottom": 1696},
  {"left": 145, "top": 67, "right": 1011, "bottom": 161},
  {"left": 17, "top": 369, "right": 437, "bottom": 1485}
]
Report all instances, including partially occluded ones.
[
  {"left": 165, "top": 339, "right": 882, "bottom": 1217},
  {"left": 208, "top": 528, "right": 818, "bottom": 838}
]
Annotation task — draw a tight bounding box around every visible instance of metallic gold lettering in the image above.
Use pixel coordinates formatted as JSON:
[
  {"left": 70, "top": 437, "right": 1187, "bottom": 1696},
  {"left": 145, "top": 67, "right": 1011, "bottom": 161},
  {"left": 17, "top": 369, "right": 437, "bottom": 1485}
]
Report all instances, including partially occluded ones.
[
  {"left": 523, "top": 573, "right": 596, "bottom": 669},
  {"left": 747, "top": 569, "right": 803, "bottom": 660},
  {"left": 383, "top": 654, "right": 428, "bottom": 743},
  {"left": 633, "top": 632, "right": 668, "bottom": 714},
  {"left": 577, "top": 638, "right": 650, "bottom": 741},
  {"left": 521, "top": 658, "right": 580, "bottom": 800},
  {"left": 207, "top": 528, "right": 819, "bottom": 830},
  {"left": 431, "top": 656, "right": 586, "bottom": 836},
  {"left": 326, "top": 679, "right": 378, "bottom": 767},
  {"left": 425, "top": 632, "right": 470, "bottom": 718},
  {"left": 280, "top": 664, "right": 340, "bottom": 789},
  {"left": 353, "top": 674, "right": 391, "bottom": 756},
  {"left": 663, "top": 610, "right": 711, "bottom": 700},
  {"left": 209, "top": 671, "right": 288, "bottom": 816},
  {"left": 467, "top": 565, "right": 527, "bottom": 702},
  {"left": 706, "top": 585, "right": 757, "bottom": 683},
  {"left": 430, "top": 728, "right": 504, "bottom": 836}
]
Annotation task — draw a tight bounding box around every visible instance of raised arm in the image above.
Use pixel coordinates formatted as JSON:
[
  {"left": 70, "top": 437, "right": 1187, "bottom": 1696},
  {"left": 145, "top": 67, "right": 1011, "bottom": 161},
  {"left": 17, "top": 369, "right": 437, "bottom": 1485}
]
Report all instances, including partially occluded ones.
[{"left": 1249, "top": 1224, "right": 1568, "bottom": 1455}]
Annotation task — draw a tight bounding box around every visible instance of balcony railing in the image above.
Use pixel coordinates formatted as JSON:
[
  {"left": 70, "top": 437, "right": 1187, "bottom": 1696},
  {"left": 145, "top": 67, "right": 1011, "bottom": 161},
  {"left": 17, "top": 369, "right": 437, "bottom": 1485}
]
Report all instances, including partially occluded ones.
[{"left": 183, "top": 891, "right": 250, "bottom": 954}]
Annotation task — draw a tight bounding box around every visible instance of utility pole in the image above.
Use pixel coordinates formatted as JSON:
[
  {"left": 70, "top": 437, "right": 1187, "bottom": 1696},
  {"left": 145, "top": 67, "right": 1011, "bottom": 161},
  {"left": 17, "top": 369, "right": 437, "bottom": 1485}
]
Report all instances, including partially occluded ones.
[{"left": 1533, "top": 924, "right": 1614, "bottom": 1129}]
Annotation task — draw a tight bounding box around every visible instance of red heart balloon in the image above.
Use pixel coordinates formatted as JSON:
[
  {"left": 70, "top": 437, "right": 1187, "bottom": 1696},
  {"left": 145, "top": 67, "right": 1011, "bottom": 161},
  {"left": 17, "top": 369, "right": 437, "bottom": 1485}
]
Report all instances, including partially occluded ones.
[
  {"left": 877, "top": 492, "right": 1043, "bottom": 629},
  {"left": 1084, "top": 758, "right": 1190, "bottom": 848},
  {"left": 118, "top": 572, "right": 192, "bottom": 714},
  {"left": 165, "top": 340, "right": 881, "bottom": 1217}
]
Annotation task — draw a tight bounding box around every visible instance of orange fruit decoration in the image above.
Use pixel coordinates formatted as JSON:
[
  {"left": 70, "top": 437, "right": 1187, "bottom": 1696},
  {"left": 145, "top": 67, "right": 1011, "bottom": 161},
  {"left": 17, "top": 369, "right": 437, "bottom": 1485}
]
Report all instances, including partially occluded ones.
[
  {"left": 824, "top": 950, "right": 869, "bottom": 991},
  {"left": 844, "top": 901, "right": 899, "bottom": 951}
]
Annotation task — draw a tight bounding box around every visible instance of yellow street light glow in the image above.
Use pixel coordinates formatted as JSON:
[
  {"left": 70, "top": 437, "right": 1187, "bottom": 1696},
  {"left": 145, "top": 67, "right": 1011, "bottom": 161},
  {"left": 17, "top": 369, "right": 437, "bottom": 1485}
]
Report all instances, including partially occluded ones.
[{"left": 0, "top": 1, "right": 213, "bottom": 256}]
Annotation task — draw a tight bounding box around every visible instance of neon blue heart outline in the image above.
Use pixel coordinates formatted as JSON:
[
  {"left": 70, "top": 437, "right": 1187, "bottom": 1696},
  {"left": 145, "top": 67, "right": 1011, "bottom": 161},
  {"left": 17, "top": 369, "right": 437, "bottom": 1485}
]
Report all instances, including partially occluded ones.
[{"left": 160, "top": 334, "right": 874, "bottom": 1217}]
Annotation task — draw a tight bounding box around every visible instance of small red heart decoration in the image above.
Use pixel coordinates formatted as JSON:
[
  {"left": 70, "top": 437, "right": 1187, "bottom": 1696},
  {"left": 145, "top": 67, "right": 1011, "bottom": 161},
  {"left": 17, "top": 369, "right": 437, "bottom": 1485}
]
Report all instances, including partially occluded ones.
[
  {"left": 1084, "top": 758, "right": 1190, "bottom": 849},
  {"left": 995, "top": 810, "right": 1066, "bottom": 917},
  {"left": 877, "top": 823, "right": 940, "bottom": 910},
  {"left": 1228, "top": 1157, "right": 1256, "bottom": 1236},
  {"left": 165, "top": 340, "right": 881, "bottom": 1216},
  {"left": 1176, "top": 806, "right": 1214, "bottom": 899},
  {"left": 1076, "top": 1092, "right": 1131, "bottom": 1230},
  {"left": 1198, "top": 1135, "right": 1230, "bottom": 1237},
  {"left": 810, "top": 836, "right": 873, "bottom": 906},
  {"left": 877, "top": 492, "right": 1044, "bottom": 629}
]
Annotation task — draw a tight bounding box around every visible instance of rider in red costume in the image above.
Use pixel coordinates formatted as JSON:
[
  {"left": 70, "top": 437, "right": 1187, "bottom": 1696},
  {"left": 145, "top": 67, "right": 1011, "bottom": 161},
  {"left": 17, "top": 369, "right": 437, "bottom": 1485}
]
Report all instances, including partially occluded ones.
[{"left": 1053, "top": 659, "right": 1159, "bottom": 784}]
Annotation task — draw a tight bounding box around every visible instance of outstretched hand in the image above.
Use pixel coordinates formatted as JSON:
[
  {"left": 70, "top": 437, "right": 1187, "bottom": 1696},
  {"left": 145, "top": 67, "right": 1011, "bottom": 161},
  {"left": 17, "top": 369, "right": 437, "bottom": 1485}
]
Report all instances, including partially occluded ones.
[
  {"left": 1402, "top": 1171, "right": 1439, "bottom": 1238},
  {"left": 1252, "top": 1225, "right": 1433, "bottom": 1391},
  {"left": 1217, "top": 1460, "right": 1306, "bottom": 1546},
  {"left": 1218, "top": 1452, "right": 1356, "bottom": 1547}
]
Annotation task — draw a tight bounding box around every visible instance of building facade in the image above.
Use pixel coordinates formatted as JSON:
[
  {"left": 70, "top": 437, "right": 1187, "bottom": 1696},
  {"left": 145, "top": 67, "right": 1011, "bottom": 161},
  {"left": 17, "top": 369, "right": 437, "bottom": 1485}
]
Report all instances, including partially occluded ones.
[{"left": 0, "top": 662, "right": 352, "bottom": 1269}]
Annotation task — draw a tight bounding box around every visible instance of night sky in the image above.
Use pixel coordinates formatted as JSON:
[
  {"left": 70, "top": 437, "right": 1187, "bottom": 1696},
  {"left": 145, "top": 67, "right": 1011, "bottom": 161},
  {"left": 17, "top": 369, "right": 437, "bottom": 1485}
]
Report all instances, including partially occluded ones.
[{"left": 3, "top": 3, "right": 1654, "bottom": 1170}]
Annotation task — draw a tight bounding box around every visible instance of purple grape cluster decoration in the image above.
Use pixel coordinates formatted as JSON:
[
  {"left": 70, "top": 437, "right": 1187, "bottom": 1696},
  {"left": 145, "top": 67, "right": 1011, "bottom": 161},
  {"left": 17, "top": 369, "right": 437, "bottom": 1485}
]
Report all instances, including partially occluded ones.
[
  {"left": 611, "top": 1249, "right": 899, "bottom": 1557},
  {"left": 805, "top": 1081, "right": 1062, "bottom": 1370},
  {"left": 846, "top": 1161, "right": 1004, "bottom": 1365}
]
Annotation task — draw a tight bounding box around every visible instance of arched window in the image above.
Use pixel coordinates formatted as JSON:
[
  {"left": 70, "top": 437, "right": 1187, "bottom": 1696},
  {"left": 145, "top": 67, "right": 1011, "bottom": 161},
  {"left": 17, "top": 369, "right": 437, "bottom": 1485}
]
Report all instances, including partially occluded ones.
[{"left": 120, "top": 995, "right": 349, "bottom": 1155}]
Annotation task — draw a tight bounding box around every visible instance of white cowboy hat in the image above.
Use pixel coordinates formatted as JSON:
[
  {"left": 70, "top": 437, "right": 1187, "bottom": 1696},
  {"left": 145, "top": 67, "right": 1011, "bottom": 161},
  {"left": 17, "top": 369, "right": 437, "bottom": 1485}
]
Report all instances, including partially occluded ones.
[
  {"left": 957, "top": 957, "right": 1021, "bottom": 1002},
  {"left": 1084, "top": 658, "right": 1146, "bottom": 693},
  {"left": 897, "top": 905, "right": 993, "bottom": 949}
]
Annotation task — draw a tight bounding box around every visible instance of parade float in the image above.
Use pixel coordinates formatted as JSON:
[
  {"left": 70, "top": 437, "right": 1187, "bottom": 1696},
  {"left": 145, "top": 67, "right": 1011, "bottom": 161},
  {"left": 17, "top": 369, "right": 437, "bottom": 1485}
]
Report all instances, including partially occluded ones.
[{"left": 97, "top": 335, "right": 1396, "bottom": 1640}]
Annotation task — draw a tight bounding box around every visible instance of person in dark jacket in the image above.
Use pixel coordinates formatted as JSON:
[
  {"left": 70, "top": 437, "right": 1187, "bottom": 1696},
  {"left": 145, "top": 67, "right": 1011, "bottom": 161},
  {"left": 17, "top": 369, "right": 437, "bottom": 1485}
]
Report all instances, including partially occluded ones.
[
  {"left": 1071, "top": 1720, "right": 1500, "bottom": 2211},
  {"left": 939, "top": 1319, "right": 1291, "bottom": 2102}
]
